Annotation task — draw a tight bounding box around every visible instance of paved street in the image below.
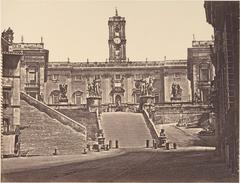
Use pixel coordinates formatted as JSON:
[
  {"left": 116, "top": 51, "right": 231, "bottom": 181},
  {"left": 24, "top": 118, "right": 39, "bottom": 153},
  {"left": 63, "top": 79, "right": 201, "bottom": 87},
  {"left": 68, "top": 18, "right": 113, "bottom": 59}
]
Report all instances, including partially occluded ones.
[
  {"left": 2, "top": 123, "right": 238, "bottom": 182},
  {"left": 2, "top": 148, "right": 238, "bottom": 182}
]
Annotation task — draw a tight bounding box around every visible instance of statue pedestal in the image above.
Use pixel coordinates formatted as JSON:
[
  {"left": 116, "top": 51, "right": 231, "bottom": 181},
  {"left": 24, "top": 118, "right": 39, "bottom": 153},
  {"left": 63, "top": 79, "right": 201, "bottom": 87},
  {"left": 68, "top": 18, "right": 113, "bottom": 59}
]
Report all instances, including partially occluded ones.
[
  {"left": 59, "top": 97, "right": 68, "bottom": 103},
  {"left": 87, "top": 96, "right": 102, "bottom": 113},
  {"left": 139, "top": 95, "right": 154, "bottom": 111}
]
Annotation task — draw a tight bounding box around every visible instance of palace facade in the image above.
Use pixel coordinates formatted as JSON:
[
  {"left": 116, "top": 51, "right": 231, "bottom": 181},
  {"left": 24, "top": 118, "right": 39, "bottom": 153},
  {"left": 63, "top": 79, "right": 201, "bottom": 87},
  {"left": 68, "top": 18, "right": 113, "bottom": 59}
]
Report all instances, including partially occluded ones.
[{"left": 2, "top": 10, "right": 214, "bottom": 156}]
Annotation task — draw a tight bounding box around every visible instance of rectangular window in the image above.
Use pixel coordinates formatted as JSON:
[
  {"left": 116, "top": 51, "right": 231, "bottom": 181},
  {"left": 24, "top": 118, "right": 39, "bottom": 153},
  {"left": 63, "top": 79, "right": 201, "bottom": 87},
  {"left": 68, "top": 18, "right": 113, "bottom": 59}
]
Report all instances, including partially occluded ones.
[
  {"left": 155, "top": 94, "right": 159, "bottom": 103},
  {"left": 200, "top": 69, "right": 209, "bottom": 81},
  {"left": 3, "top": 90, "right": 11, "bottom": 107},
  {"left": 28, "top": 71, "right": 36, "bottom": 83},
  {"left": 3, "top": 118, "right": 10, "bottom": 134},
  {"left": 201, "top": 89, "right": 210, "bottom": 104}
]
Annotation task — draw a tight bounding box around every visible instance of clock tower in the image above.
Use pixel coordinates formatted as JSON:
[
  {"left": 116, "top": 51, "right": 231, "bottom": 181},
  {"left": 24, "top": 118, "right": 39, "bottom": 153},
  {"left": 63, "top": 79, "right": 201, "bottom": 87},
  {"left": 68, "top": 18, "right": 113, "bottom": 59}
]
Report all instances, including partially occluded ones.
[{"left": 108, "top": 9, "right": 126, "bottom": 62}]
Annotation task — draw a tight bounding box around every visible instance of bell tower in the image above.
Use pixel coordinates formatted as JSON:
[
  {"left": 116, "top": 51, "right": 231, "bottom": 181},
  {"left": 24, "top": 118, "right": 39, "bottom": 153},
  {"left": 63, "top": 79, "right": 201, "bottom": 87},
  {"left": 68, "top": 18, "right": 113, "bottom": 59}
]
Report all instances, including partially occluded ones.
[{"left": 108, "top": 9, "right": 126, "bottom": 62}]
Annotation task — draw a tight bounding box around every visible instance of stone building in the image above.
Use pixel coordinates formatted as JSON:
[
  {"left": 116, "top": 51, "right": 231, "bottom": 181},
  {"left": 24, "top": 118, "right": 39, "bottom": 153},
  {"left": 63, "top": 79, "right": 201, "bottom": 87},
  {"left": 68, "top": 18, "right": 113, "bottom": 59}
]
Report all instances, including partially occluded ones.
[
  {"left": 11, "top": 38, "right": 49, "bottom": 100},
  {"left": 1, "top": 10, "right": 215, "bottom": 156},
  {"left": 205, "top": 1, "right": 239, "bottom": 173},
  {"left": 43, "top": 11, "right": 192, "bottom": 109},
  {"left": 1, "top": 28, "right": 22, "bottom": 156},
  {"left": 187, "top": 40, "right": 215, "bottom": 104}
]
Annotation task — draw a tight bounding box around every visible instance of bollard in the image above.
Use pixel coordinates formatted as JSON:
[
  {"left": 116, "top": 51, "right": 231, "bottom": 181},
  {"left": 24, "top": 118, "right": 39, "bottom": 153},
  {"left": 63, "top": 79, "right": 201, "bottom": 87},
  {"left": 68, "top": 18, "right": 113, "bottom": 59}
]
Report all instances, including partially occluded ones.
[
  {"left": 166, "top": 142, "right": 170, "bottom": 150},
  {"left": 173, "top": 142, "right": 177, "bottom": 149},
  {"left": 83, "top": 148, "right": 87, "bottom": 154},
  {"left": 152, "top": 139, "right": 156, "bottom": 148},
  {"left": 87, "top": 144, "right": 91, "bottom": 151},
  {"left": 97, "top": 144, "right": 100, "bottom": 152},
  {"left": 115, "top": 140, "right": 119, "bottom": 148},
  {"left": 146, "top": 140, "right": 149, "bottom": 148},
  {"left": 109, "top": 140, "right": 112, "bottom": 149},
  {"left": 106, "top": 144, "right": 109, "bottom": 151},
  {"left": 154, "top": 142, "right": 157, "bottom": 149},
  {"left": 53, "top": 148, "right": 58, "bottom": 155}
]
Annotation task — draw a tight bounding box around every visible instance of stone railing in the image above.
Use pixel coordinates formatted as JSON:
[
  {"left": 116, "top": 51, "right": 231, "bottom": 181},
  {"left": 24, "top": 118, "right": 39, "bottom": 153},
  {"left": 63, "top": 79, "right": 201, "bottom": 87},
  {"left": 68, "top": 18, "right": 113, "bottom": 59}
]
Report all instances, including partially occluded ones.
[
  {"left": 20, "top": 92, "right": 87, "bottom": 138},
  {"left": 142, "top": 109, "right": 159, "bottom": 142},
  {"left": 96, "top": 108, "right": 102, "bottom": 130},
  {"left": 48, "top": 59, "right": 187, "bottom": 69}
]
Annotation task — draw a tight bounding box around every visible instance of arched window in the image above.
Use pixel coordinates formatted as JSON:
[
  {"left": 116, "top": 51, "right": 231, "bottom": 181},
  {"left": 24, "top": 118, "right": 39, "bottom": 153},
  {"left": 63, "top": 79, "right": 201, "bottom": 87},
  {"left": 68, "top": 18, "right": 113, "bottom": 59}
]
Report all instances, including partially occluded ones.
[
  {"left": 49, "top": 90, "right": 60, "bottom": 104},
  {"left": 72, "top": 91, "right": 83, "bottom": 105}
]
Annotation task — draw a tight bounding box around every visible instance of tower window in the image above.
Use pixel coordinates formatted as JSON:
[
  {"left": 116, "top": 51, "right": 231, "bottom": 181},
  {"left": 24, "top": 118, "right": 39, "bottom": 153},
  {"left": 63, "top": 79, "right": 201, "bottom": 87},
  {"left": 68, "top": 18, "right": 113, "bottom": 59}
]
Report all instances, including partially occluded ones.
[{"left": 115, "top": 74, "right": 121, "bottom": 80}]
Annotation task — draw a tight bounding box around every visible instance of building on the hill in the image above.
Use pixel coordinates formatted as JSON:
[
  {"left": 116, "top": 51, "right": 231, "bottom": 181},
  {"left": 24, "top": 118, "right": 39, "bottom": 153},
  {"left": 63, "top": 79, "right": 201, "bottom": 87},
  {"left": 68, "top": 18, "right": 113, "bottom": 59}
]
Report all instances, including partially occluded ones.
[
  {"left": 1, "top": 10, "right": 215, "bottom": 156},
  {"left": 205, "top": 1, "right": 239, "bottom": 173},
  {"left": 1, "top": 28, "right": 22, "bottom": 156},
  {"left": 187, "top": 40, "right": 215, "bottom": 104},
  {"left": 11, "top": 38, "right": 49, "bottom": 100},
  {"left": 44, "top": 11, "right": 192, "bottom": 108}
]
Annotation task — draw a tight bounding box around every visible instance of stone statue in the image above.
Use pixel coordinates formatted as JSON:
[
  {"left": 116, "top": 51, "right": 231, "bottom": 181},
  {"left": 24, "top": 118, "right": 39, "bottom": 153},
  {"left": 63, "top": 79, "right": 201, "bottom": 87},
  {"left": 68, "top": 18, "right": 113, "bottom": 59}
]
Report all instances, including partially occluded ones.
[
  {"left": 146, "top": 76, "right": 154, "bottom": 95},
  {"left": 194, "top": 92, "right": 201, "bottom": 103},
  {"left": 171, "top": 83, "right": 182, "bottom": 100},
  {"left": 59, "top": 84, "right": 68, "bottom": 102},
  {"left": 88, "top": 78, "right": 101, "bottom": 97}
]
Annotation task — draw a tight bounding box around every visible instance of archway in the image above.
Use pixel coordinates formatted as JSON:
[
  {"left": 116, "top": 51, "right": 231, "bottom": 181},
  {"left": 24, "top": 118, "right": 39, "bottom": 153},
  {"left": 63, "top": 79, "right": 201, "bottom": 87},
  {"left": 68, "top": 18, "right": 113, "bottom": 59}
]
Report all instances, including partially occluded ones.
[
  {"left": 72, "top": 91, "right": 83, "bottom": 105},
  {"left": 49, "top": 90, "right": 60, "bottom": 104},
  {"left": 115, "top": 95, "right": 121, "bottom": 106}
]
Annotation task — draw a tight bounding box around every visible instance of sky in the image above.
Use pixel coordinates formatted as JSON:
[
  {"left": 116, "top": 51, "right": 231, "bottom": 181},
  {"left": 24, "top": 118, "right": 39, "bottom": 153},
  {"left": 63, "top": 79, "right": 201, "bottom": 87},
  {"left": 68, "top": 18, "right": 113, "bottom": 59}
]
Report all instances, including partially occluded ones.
[{"left": 1, "top": 0, "right": 213, "bottom": 62}]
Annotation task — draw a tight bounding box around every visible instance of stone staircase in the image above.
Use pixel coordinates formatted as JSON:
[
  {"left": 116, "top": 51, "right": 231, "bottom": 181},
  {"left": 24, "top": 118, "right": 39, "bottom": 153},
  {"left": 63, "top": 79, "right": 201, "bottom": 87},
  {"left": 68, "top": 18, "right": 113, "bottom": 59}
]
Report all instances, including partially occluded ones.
[
  {"left": 57, "top": 109, "right": 99, "bottom": 140},
  {"left": 101, "top": 112, "right": 153, "bottom": 148},
  {"left": 20, "top": 100, "right": 86, "bottom": 156}
]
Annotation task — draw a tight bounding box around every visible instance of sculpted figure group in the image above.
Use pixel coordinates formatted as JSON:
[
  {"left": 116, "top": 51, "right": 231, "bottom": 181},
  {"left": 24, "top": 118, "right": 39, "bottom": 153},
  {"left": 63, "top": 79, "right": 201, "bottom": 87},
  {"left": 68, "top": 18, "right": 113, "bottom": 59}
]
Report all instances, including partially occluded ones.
[
  {"left": 171, "top": 83, "right": 182, "bottom": 99},
  {"left": 138, "top": 76, "right": 154, "bottom": 96},
  {"left": 88, "top": 78, "right": 101, "bottom": 97}
]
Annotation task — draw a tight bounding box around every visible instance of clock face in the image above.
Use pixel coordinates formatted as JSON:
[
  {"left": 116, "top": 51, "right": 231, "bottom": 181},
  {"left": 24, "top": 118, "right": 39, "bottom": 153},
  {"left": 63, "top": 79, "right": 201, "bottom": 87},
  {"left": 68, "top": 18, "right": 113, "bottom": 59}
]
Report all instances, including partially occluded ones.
[{"left": 113, "top": 37, "right": 121, "bottom": 44}]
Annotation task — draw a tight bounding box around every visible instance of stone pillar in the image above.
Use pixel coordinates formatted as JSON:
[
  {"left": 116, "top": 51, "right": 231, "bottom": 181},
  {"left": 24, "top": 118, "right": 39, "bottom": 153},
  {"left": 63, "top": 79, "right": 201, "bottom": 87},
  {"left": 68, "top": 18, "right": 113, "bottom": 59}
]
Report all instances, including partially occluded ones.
[
  {"left": 139, "top": 95, "right": 154, "bottom": 111},
  {"left": 87, "top": 96, "right": 102, "bottom": 112}
]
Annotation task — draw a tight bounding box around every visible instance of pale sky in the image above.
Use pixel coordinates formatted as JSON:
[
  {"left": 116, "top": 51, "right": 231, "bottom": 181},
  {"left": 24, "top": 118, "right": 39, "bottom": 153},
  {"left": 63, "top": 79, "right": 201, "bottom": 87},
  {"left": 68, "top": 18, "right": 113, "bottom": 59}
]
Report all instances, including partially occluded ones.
[{"left": 1, "top": 0, "right": 213, "bottom": 62}]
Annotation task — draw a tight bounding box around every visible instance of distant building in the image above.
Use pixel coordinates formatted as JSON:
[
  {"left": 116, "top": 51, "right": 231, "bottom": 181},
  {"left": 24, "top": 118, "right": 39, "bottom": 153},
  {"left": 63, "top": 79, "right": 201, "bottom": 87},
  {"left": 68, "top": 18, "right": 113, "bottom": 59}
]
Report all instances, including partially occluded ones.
[
  {"left": 205, "top": 1, "right": 239, "bottom": 173},
  {"left": 43, "top": 11, "right": 191, "bottom": 108},
  {"left": 11, "top": 38, "right": 49, "bottom": 100},
  {"left": 1, "top": 28, "right": 22, "bottom": 156},
  {"left": 2, "top": 10, "right": 215, "bottom": 156},
  {"left": 187, "top": 40, "right": 215, "bottom": 104}
]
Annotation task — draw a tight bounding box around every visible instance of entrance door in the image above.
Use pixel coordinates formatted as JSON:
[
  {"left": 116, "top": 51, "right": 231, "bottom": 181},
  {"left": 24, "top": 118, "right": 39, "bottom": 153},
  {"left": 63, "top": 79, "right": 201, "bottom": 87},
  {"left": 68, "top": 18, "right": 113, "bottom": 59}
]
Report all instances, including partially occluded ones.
[{"left": 115, "top": 95, "right": 121, "bottom": 106}]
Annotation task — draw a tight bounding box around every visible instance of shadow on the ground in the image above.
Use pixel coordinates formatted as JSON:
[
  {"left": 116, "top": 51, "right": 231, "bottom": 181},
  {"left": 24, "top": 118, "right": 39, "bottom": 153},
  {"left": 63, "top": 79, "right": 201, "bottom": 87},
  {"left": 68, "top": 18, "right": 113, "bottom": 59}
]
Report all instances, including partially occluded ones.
[{"left": 2, "top": 149, "right": 238, "bottom": 182}]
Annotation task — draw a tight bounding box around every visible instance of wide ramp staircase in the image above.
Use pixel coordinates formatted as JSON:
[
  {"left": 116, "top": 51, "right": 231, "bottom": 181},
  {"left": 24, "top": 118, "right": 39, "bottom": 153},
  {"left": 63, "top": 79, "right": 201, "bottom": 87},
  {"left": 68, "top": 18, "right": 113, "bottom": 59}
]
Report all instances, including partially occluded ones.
[
  {"left": 20, "top": 93, "right": 86, "bottom": 156},
  {"left": 101, "top": 112, "right": 153, "bottom": 148}
]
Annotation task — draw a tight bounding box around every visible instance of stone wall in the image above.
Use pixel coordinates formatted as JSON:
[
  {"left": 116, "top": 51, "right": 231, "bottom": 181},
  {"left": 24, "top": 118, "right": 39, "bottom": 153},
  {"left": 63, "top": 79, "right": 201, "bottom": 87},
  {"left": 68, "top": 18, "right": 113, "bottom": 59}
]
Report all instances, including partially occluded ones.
[
  {"left": 153, "top": 104, "right": 211, "bottom": 125},
  {"left": 45, "top": 61, "right": 190, "bottom": 105},
  {"left": 20, "top": 92, "right": 87, "bottom": 137}
]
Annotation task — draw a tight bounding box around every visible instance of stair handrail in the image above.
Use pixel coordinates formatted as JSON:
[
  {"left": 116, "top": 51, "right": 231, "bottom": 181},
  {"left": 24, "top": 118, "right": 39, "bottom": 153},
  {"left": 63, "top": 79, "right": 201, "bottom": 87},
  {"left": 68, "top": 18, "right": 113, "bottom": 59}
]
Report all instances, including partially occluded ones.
[
  {"left": 142, "top": 109, "right": 160, "bottom": 140},
  {"left": 96, "top": 108, "right": 102, "bottom": 130},
  {"left": 20, "top": 92, "right": 87, "bottom": 138}
]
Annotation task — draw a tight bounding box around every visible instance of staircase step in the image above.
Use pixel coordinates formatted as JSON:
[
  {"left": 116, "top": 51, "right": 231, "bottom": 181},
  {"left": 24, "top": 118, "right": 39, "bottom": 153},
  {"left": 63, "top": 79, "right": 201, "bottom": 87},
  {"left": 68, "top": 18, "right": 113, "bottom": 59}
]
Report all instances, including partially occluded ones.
[{"left": 20, "top": 99, "right": 85, "bottom": 156}]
